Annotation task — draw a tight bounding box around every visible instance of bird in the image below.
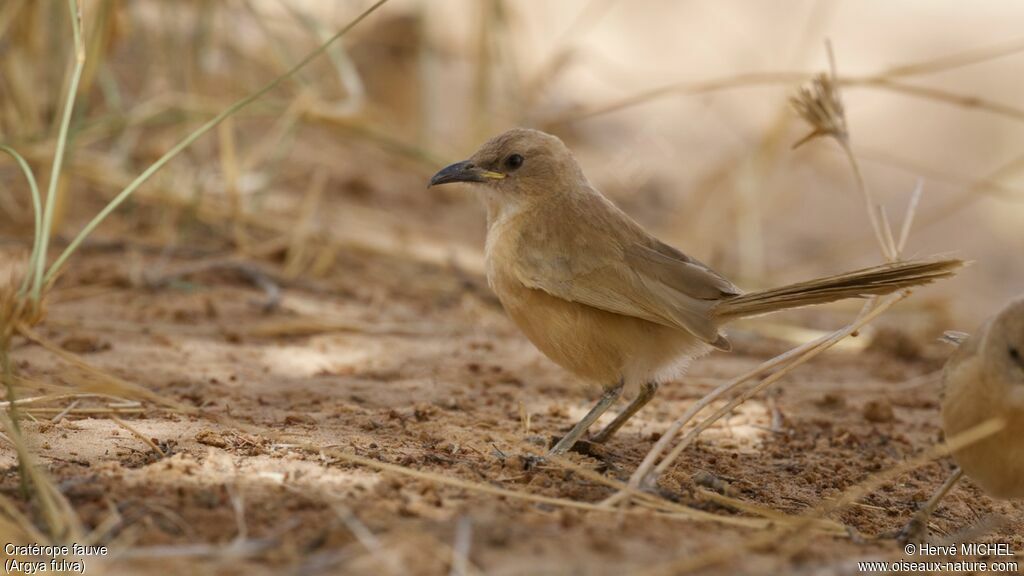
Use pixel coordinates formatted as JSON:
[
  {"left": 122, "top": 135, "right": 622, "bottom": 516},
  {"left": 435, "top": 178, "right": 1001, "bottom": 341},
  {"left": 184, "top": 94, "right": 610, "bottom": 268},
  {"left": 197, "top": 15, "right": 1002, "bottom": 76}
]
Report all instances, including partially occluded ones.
[
  {"left": 429, "top": 127, "right": 962, "bottom": 457},
  {"left": 899, "top": 296, "right": 1024, "bottom": 542}
]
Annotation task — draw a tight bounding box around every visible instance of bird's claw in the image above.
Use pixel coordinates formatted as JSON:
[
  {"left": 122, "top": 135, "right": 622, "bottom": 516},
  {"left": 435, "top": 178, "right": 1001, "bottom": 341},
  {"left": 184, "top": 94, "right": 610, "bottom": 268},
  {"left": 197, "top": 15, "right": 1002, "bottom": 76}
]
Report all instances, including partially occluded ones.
[
  {"left": 522, "top": 455, "right": 546, "bottom": 470},
  {"left": 896, "top": 515, "right": 930, "bottom": 546}
]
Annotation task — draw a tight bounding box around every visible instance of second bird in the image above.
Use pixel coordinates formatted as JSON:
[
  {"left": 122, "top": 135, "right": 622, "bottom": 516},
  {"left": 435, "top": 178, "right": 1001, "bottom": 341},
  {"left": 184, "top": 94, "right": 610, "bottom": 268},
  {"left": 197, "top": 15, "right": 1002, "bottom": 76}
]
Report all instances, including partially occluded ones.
[{"left": 430, "top": 128, "right": 962, "bottom": 457}]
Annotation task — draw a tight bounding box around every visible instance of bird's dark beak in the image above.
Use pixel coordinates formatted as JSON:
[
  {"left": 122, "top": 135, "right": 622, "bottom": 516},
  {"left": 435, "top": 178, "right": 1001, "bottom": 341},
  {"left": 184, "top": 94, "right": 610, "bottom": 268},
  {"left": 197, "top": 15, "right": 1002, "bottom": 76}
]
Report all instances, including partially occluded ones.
[{"left": 428, "top": 160, "right": 505, "bottom": 187}]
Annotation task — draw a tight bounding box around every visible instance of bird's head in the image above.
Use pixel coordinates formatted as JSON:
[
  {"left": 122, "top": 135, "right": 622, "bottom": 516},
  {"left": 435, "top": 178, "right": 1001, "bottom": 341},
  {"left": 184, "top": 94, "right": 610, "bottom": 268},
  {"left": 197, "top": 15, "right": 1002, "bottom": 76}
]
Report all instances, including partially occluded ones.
[
  {"left": 981, "top": 296, "right": 1024, "bottom": 402},
  {"left": 428, "top": 128, "right": 585, "bottom": 201}
]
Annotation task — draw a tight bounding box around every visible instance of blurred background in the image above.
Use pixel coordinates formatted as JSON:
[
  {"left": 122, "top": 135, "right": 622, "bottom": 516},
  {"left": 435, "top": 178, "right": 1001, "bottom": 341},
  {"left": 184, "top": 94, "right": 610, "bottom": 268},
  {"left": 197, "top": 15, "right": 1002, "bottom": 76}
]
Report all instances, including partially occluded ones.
[
  {"left": 3, "top": 0, "right": 1024, "bottom": 327},
  {"left": 3, "top": 3, "right": 1024, "bottom": 573}
]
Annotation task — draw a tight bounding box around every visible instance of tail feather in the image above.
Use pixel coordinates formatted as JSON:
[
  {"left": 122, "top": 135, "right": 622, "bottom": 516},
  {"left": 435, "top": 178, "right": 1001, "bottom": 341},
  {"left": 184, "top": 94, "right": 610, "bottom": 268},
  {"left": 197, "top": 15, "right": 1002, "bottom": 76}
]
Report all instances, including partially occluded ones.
[{"left": 711, "top": 258, "right": 964, "bottom": 320}]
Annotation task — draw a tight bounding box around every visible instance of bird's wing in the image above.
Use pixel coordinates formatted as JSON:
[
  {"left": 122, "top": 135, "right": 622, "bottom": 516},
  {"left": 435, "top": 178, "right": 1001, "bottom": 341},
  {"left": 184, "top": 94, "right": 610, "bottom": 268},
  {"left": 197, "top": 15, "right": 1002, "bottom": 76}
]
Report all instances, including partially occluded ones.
[
  {"left": 624, "top": 240, "right": 741, "bottom": 300},
  {"left": 510, "top": 233, "right": 737, "bottom": 347}
]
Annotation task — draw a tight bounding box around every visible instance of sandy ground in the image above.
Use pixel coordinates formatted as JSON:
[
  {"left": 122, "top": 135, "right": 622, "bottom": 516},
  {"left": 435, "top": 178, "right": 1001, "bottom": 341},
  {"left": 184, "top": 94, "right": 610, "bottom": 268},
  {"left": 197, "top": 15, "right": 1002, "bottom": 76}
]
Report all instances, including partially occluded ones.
[
  {"left": 5, "top": 3, "right": 1024, "bottom": 574},
  {"left": 2, "top": 230, "right": 1022, "bottom": 575}
]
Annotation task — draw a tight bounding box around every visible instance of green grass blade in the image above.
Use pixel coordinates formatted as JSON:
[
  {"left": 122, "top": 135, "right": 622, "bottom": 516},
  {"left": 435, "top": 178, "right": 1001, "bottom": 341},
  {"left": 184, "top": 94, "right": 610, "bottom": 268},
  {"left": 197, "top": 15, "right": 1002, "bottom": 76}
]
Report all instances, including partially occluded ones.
[
  {"left": 44, "top": 0, "right": 391, "bottom": 287},
  {"left": 0, "top": 146, "right": 43, "bottom": 296},
  {"left": 32, "top": 0, "right": 86, "bottom": 303}
]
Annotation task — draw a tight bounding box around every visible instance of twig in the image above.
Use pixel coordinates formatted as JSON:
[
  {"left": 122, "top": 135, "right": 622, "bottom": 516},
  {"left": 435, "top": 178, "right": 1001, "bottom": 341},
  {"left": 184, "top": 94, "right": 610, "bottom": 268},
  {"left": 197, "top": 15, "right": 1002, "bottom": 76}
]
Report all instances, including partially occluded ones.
[
  {"left": 49, "top": 399, "right": 79, "bottom": 424},
  {"left": 0, "top": 392, "right": 140, "bottom": 408},
  {"left": 16, "top": 323, "right": 195, "bottom": 412},
  {"left": 618, "top": 43, "right": 936, "bottom": 504},
  {"left": 283, "top": 168, "right": 329, "bottom": 280},
  {"left": 651, "top": 296, "right": 902, "bottom": 481},
  {"left": 897, "top": 179, "right": 924, "bottom": 254},
  {"left": 43, "top": 0, "right": 394, "bottom": 287},
  {"left": 449, "top": 516, "right": 473, "bottom": 576},
  {"left": 109, "top": 415, "right": 165, "bottom": 457},
  {"left": 549, "top": 71, "right": 1024, "bottom": 129},
  {"left": 615, "top": 294, "right": 904, "bottom": 503},
  {"left": 879, "top": 35, "right": 1024, "bottom": 78},
  {"left": 21, "top": 408, "right": 144, "bottom": 416},
  {"left": 637, "top": 418, "right": 1004, "bottom": 576},
  {"left": 322, "top": 446, "right": 772, "bottom": 529},
  {"left": 332, "top": 503, "right": 406, "bottom": 576},
  {"left": 538, "top": 448, "right": 846, "bottom": 534},
  {"left": 227, "top": 484, "right": 248, "bottom": 547},
  {"left": 142, "top": 258, "right": 283, "bottom": 312}
]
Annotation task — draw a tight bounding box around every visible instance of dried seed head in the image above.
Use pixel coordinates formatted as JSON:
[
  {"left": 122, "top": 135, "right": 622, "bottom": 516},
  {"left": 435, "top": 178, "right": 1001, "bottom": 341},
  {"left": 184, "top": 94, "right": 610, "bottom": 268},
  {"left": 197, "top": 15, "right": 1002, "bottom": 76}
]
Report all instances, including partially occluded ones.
[
  {"left": 791, "top": 72, "right": 848, "bottom": 148},
  {"left": 0, "top": 260, "right": 43, "bottom": 346},
  {"left": 0, "top": 276, "right": 22, "bottom": 345}
]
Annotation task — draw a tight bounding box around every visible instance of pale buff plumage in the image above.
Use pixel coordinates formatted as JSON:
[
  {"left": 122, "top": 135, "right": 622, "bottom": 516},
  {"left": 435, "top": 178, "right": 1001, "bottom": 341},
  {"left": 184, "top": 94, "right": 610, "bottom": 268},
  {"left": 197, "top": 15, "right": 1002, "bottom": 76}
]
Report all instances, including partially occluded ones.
[
  {"left": 430, "top": 128, "right": 962, "bottom": 456},
  {"left": 899, "top": 297, "right": 1024, "bottom": 543},
  {"left": 941, "top": 297, "right": 1024, "bottom": 499}
]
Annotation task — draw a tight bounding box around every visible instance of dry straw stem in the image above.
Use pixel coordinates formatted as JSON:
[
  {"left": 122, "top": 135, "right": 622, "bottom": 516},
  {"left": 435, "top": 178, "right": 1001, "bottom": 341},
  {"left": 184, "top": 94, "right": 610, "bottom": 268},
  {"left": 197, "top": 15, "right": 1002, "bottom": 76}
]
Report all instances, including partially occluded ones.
[
  {"left": 731, "top": 0, "right": 835, "bottom": 279},
  {"left": 279, "top": 1, "right": 366, "bottom": 117},
  {"left": 12, "top": 378, "right": 814, "bottom": 544},
  {"left": 550, "top": 71, "right": 1024, "bottom": 127},
  {"left": 217, "top": 116, "right": 249, "bottom": 251},
  {"left": 521, "top": 0, "right": 619, "bottom": 110},
  {"left": 8, "top": 306, "right": 841, "bottom": 546},
  {"left": 0, "top": 393, "right": 143, "bottom": 422},
  {"left": 68, "top": 149, "right": 478, "bottom": 275},
  {"left": 914, "top": 150, "right": 1024, "bottom": 231},
  {"left": 284, "top": 168, "right": 329, "bottom": 279},
  {"left": 330, "top": 503, "right": 407, "bottom": 576},
  {"left": 782, "top": 146, "right": 1021, "bottom": 280},
  {"left": 879, "top": 35, "right": 1024, "bottom": 78},
  {"left": 855, "top": 145, "right": 1024, "bottom": 205},
  {"left": 651, "top": 293, "right": 901, "bottom": 479},
  {"left": 321, "top": 447, "right": 774, "bottom": 529},
  {"left": 610, "top": 291, "right": 905, "bottom": 506},
  {"left": 0, "top": 0, "right": 28, "bottom": 40},
  {"left": 450, "top": 516, "right": 475, "bottom": 576},
  {"left": 109, "top": 414, "right": 166, "bottom": 457},
  {"left": 614, "top": 47, "right": 933, "bottom": 504},
  {"left": 208, "top": 407, "right": 832, "bottom": 537},
  {"left": 636, "top": 418, "right": 1006, "bottom": 576},
  {"left": 15, "top": 323, "right": 196, "bottom": 413},
  {"left": 283, "top": 483, "right": 485, "bottom": 576},
  {"left": 41, "top": 0, "right": 393, "bottom": 289},
  {"left": 0, "top": 408, "right": 82, "bottom": 542},
  {"left": 548, "top": 33, "right": 1024, "bottom": 128},
  {"left": 538, "top": 448, "right": 846, "bottom": 535},
  {"left": 790, "top": 43, "right": 897, "bottom": 262}
]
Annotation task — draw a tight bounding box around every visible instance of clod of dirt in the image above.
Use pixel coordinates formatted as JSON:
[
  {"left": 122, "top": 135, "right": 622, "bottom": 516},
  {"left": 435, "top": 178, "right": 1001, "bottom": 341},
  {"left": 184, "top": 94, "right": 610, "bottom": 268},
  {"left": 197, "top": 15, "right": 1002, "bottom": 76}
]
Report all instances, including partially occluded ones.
[
  {"left": 566, "top": 439, "right": 607, "bottom": 459},
  {"left": 284, "top": 413, "right": 318, "bottom": 425},
  {"left": 817, "top": 392, "right": 846, "bottom": 409},
  {"left": 867, "top": 327, "right": 924, "bottom": 362},
  {"left": 693, "top": 470, "right": 732, "bottom": 495},
  {"left": 862, "top": 399, "right": 896, "bottom": 423},
  {"left": 195, "top": 429, "right": 230, "bottom": 448},
  {"left": 60, "top": 335, "right": 111, "bottom": 354}
]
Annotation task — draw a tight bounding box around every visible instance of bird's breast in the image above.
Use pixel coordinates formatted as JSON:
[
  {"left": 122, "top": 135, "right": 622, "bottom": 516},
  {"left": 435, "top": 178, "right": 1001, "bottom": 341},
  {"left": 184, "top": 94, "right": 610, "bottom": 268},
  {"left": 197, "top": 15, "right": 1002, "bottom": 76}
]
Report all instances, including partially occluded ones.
[
  {"left": 942, "top": 358, "right": 1024, "bottom": 499},
  {"left": 483, "top": 217, "right": 705, "bottom": 390}
]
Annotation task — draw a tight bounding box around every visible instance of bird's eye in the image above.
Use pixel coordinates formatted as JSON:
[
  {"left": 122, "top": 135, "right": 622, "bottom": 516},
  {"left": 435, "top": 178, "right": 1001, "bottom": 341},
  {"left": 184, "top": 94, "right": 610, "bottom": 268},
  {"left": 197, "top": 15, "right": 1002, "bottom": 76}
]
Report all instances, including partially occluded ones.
[
  {"left": 505, "top": 154, "right": 524, "bottom": 170},
  {"left": 1010, "top": 346, "right": 1024, "bottom": 368}
]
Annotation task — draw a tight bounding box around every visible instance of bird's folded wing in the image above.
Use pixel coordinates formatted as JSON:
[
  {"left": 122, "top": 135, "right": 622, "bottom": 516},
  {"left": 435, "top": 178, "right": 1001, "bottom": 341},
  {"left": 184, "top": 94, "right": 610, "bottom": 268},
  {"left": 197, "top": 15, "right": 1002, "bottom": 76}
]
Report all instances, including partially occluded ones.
[
  {"left": 510, "top": 239, "right": 738, "bottom": 345},
  {"left": 625, "top": 242, "right": 741, "bottom": 300}
]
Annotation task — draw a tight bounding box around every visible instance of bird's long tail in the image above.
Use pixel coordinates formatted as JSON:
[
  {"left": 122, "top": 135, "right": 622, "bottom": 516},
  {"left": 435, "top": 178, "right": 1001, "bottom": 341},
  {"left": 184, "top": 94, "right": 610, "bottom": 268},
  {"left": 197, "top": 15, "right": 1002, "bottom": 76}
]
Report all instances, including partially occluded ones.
[{"left": 711, "top": 258, "right": 964, "bottom": 320}]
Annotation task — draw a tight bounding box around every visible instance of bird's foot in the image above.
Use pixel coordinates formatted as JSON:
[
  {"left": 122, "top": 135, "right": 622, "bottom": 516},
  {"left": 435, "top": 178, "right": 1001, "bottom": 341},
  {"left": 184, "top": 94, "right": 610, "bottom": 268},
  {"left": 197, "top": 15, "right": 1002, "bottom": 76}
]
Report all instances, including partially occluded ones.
[
  {"left": 548, "top": 435, "right": 608, "bottom": 459},
  {"left": 896, "top": 514, "right": 931, "bottom": 546}
]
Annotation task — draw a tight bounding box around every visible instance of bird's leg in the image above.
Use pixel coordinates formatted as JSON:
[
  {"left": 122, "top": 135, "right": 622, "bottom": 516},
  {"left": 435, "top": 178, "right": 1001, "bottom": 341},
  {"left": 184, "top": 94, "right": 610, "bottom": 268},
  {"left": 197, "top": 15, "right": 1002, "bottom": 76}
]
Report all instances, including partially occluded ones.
[
  {"left": 548, "top": 381, "right": 624, "bottom": 456},
  {"left": 898, "top": 468, "right": 964, "bottom": 544},
  {"left": 591, "top": 381, "right": 659, "bottom": 444}
]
